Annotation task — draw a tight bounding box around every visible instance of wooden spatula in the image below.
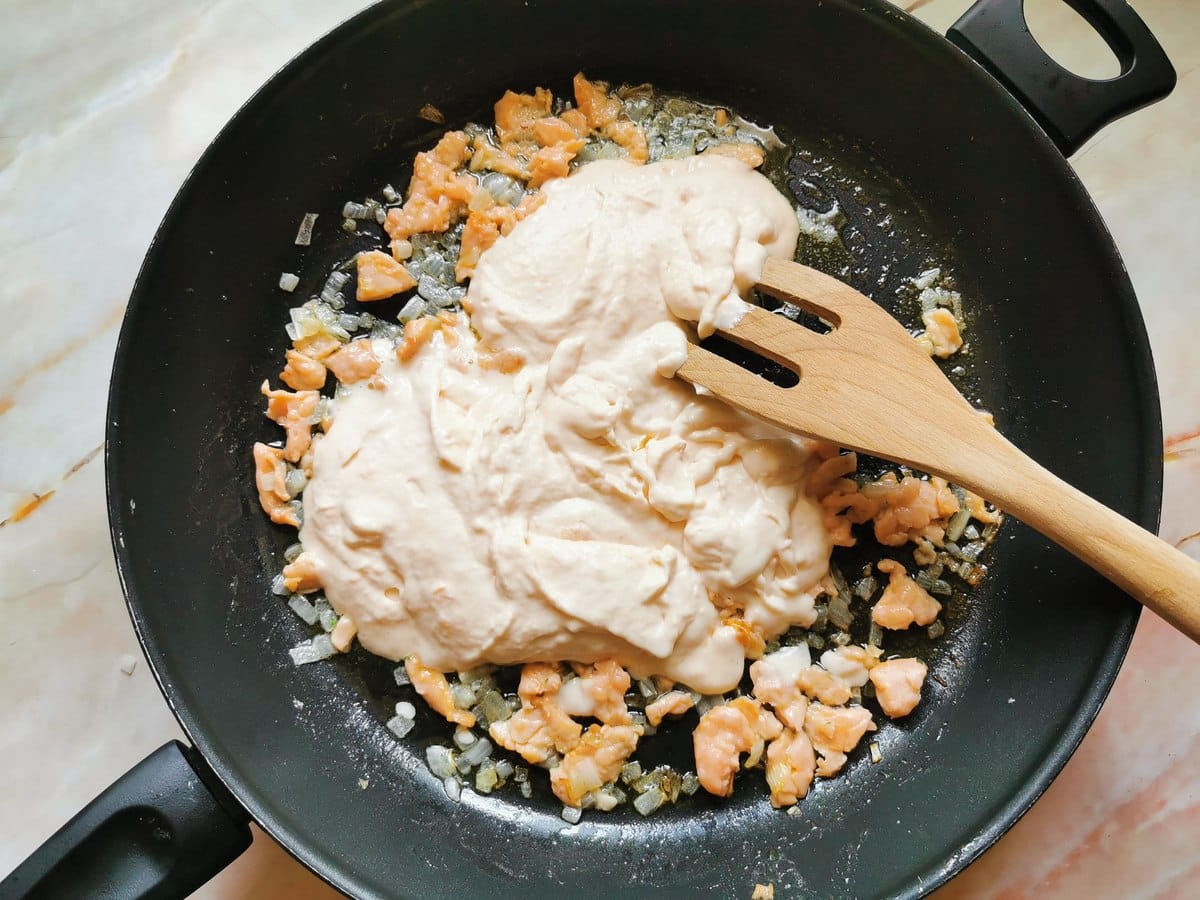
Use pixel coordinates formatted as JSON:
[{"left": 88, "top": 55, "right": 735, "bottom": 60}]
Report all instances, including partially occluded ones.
[{"left": 677, "top": 256, "right": 1200, "bottom": 640}]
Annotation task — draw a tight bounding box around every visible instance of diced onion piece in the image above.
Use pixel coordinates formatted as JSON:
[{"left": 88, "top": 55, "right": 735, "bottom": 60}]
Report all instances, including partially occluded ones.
[
  {"left": 279, "top": 272, "right": 300, "bottom": 292},
  {"left": 561, "top": 805, "right": 582, "bottom": 824},
  {"left": 294, "top": 213, "right": 317, "bottom": 246},
  {"left": 287, "top": 595, "right": 319, "bottom": 626},
  {"left": 426, "top": 745, "right": 457, "bottom": 779},
  {"left": 386, "top": 715, "right": 415, "bottom": 739}
]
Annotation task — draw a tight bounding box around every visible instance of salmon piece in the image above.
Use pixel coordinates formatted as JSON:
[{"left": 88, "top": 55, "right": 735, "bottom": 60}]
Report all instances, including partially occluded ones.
[
  {"left": 804, "top": 702, "right": 875, "bottom": 777},
  {"left": 872, "top": 559, "right": 942, "bottom": 629},
  {"left": 406, "top": 657, "right": 475, "bottom": 728},
  {"left": 505, "top": 191, "right": 546, "bottom": 234},
  {"left": 796, "top": 667, "right": 852, "bottom": 706},
  {"left": 384, "top": 132, "right": 475, "bottom": 241},
  {"left": 765, "top": 728, "right": 816, "bottom": 808},
  {"left": 469, "top": 140, "right": 530, "bottom": 180},
  {"left": 693, "top": 696, "right": 782, "bottom": 797},
  {"left": 820, "top": 644, "right": 882, "bottom": 688},
  {"left": 490, "top": 662, "right": 583, "bottom": 764},
  {"left": 494, "top": 87, "right": 554, "bottom": 155},
  {"left": 966, "top": 490, "right": 1002, "bottom": 524},
  {"left": 533, "top": 116, "right": 584, "bottom": 146},
  {"left": 869, "top": 658, "right": 928, "bottom": 719},
  {"left": 294, "top": 332, "right": 342, "bottom": 361},
  {"left": 567, "top": 660, "right": 632, "bottom": 725},
  {"left": 490, "top": 708, "right": 560, "bottom": 764},
  {"left": 385, "top": 194, "right": 454, "bottom": 243},
  {"left": 931, "top": 476, "right": 960, "bottom": 517},
  {"left": 922, "top": 307, "right": 963, "bottom": 358},
  {"left": 528, "top": 138, "right": 586, "bottom": 188},
  {"left": 261, "top": 381, "right": 318, "bottom": 463},
  {"left": 749, "top": 653, "right": 810, "bottom": 731},
  {"left": 356, "top": 250, "right": 417, "bottom": 301},
  {"left": 282, "top": 551, "right": 321, "bottom": 593},
  {"left": 299, "top": 432, "right": 321, "bottom": 478},
  {"left": 550, "top": 723, "right": 641, "bottom": 808},
  {"left": 479, "top": 348, "right": 525, "bottom": 374},
  {"left": 252, "top": 442, "right": 299, "bottom": 528},
  {"left": 280, "top": 349, "right": 326, "bottom": 391},
  {"left": 605, "top": 120, "right": 649, "bottom": 164},
  {"left": 645, "top": 690, "right": 695, "bottom": 727},
  {"left": 325, "top": 340, "right": 379, "bottom": 384},
  {"left": 457, "top": 212, "right": 502, "bottom": 281},
  {"left": 397, "top": 316, "right": 439, "bottom": 362},
  {"left": 725, "top": 617, "right": 766, "bottom": 659},
  {"left": 702, "top": 142, "right": 765, "bottom": 168},
  {"left": 560, "top": 107, "right": 589, "bottom": 135},
  {"left": 330, "top": 615, "right": 357, "bottom": 652},
  {"left": 573, "top": 73, "right": 622, "bottom": 131},
  {"left": 456, "top": 194, "right": 547, "bottom": 281}
]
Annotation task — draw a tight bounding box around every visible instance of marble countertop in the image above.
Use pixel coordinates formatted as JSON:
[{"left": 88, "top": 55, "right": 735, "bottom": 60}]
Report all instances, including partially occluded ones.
[{"left": 2, "top": 1, "right": 1196, "bottom": 896}]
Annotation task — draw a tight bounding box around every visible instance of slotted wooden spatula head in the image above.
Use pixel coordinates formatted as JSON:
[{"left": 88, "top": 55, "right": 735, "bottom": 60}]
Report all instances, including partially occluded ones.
[
  {"left": 677, "top": 256, "right": 989, "bottom": 487},
  {"left": 677, "top": 255, "right": 1200, "bottom": 647}
]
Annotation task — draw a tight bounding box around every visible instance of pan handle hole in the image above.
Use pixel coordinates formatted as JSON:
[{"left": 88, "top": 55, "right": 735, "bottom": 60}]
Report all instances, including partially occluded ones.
[{"left": 1024, "top": 0, "right": 1123, "bottom": 80}]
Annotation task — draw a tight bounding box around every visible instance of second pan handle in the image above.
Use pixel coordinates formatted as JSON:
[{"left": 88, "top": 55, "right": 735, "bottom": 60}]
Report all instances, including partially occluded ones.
[
  {"left": 946, "top": 0, "right": 1176, "bottom": 156},
  {"left": 0, "top": 741, "right": 251, "bottom": 900}
]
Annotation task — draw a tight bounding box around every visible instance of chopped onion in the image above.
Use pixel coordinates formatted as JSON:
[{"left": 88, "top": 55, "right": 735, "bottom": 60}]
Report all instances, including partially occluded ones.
[
  {"left": 451, "top": 682, "right": 478, "bottom": 709},
  {"left": 289, "top": 634, "right": 335, "bottom": 666},
  {"left": 318, "top": 608, "right": 338, "bottom": 633},
  {"left": 494, "top": 759, "right": 515, "bottom": 780},
  {"left": 386, "top": 715, "right": 415, "bottom": 739},
  {"left": 520, "top": 781, "right": 532, "bottom": 799},
  {"left": 397, "top": 296, "right": 427, "bottom": 323},
  {"left": 561, "top": 805, "right": 582, "bottom": 824},
  {"left": 287, "top": 595, "right": 319, "bottom": 626},
  {"left": 475, "top": 762, "right": 499, "bottom": 794},
  {"left": 426, "top": 745, "right": 457, "bottom": 779},
  {"left": 944, "top": 507, "right": 971, "bottom": 543},
  {"left": 395, "top": 701, "right": 416, "bottom": 719},
  {"left": 393, "top": 665, "right": 411, "bottom": 686},
  {"left": 633, "top": 786, "right": 665, "bottom": 816},
  {"left": 270, "top": 573, "right": 288, "bottom": 596},
  {"left": 459, "top": 737, "right": 493, "bottom": 769},
  {"left": 283, "top": 542, "right": 304, "bottom": 563},
  {"left": 284, "top": 467, "right": 307, "bottom": 498},
  {"left": 278, "top": 272, "right": 300, "bottom": 292},
  {"left": 680, "top": 772, "right": 700, "bottom": 796},
  {"left": 382, "top": 184, "right": 400, "bottom": 204},
  {"left": 453, "top": 729, "right": 477, "bottom": 749},
  {"left": 294, "top": 213, "right": 317, "bottom": 246},
  {"left": 443, "top": 776, "right": 462, "bottom": 802},
  {"left": 853, "top": 576, "right": 877, "bottom": 601}
]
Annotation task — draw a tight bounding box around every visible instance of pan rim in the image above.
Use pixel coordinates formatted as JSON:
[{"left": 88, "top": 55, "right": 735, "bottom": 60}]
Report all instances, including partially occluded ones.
[{"left": 104, "top": 1, "right": 1163, "bottom": 897}]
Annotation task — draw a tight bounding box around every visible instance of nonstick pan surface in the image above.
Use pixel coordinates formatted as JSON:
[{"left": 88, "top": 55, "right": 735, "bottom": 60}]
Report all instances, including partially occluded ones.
[{"left": 102, "top": 1, "right": 1165, "bottom": 897}]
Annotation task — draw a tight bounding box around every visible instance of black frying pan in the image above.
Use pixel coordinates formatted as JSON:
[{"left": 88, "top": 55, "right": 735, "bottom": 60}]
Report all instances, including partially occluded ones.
[{"left": 1, "top": 1, "right": 1175, "bottom": 898}]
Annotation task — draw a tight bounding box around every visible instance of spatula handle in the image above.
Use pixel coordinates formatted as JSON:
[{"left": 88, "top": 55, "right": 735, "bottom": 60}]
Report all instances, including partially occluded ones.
[{"left": 960, "top": 432, "right": 1200, "bottom": 639}]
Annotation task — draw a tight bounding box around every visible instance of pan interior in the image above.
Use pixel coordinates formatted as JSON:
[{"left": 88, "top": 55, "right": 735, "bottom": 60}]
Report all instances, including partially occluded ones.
[{"left": 107, "top": 2, "right": 1157, "bottom": 898}]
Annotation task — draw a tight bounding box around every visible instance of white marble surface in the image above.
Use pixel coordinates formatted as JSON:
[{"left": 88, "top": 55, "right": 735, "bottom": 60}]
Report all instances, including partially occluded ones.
[{"left": 0, "top": 1, "right": 1196, "bottom": 897}]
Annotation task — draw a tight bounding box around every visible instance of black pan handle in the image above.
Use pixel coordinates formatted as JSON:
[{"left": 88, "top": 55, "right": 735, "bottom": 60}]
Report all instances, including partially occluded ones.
[
  {"left": 946, "top": 0, "right": 1176, "bottom": 156},
  {"left": 0, "top": 741, "right": 251, "bottom": 900}
]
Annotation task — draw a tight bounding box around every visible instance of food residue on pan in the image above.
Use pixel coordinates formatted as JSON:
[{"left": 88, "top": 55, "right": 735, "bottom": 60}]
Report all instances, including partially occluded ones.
[{"left": 254, "top": 75, "right": 999, "bottom": 817}]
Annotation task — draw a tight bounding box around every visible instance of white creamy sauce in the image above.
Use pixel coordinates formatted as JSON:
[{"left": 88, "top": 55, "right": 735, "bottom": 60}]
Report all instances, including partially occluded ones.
[{"left": 301, "top": 156, "right": 832, "bottom": 694}]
